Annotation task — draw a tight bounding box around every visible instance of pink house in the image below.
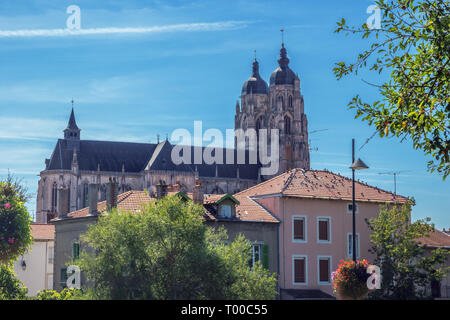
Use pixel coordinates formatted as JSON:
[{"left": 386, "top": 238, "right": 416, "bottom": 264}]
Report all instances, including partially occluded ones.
[{"left": 236, "top": 168, "right": 409, "bottom": 299}]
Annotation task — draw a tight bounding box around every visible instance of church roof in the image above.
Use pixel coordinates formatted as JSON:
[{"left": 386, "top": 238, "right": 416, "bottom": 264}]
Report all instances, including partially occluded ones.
[
  {"left": 270, "top": 44, "right": 298, "bottom": 86},
  {"left": 241, "top": 59, "right": 268, "bottom": 95},
  {"left": 66, "top": 107, "right": 79, "bottom": 131},
  {"left": 45, "top": 139, "right": 260, "bottom": 180}
]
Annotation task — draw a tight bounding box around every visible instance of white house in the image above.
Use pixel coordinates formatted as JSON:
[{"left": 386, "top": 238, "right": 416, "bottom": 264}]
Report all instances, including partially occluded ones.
[{"left": 13, "top": 224, "right": 55, "bottom": 296}]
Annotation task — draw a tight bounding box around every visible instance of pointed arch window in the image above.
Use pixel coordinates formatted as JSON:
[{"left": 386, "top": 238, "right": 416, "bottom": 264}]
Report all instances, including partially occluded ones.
[
  {"left": 51, "top": 182, "right": 57, "bottom": 212},
  {"left": 284, "top": 116, "right": 291, "bottom": 135},
  {"left": 289, "top": 95, "right": 293, "bottom": 108}
]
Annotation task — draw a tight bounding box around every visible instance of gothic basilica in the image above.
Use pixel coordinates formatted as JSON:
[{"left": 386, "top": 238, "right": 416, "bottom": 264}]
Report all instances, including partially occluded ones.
[{"left": 36, "top": 42, "right": 310, "bottom": 223}]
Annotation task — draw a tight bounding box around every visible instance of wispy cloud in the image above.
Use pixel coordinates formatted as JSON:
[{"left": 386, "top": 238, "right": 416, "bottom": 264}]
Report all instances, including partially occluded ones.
[{"left": 0, "top": 21, "right": 248, "bottom": 37}]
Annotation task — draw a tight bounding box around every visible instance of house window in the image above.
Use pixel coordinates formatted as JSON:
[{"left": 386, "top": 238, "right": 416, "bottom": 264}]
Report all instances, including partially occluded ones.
[
  {"left": 347, "top": 203, "right": 359, "bottom": 214},
  {"left": 72, "top": 242, "right": 80, "bottom": 261},
  {"left": 293, "top": 255, "right": 307, "bottom": 285},
  {"left": 220, "top": 205, "right": 232, "bottom": 218},
  {"left": 347, "top": 233, "right": 360, "bottom": 258},
  {"left": 60, "top": 268, "right": 67, "bottom": 289},
  {"left": 318, "top": 256, "right": 332, "bottom": 284},
  {"left": 317, "top": 217, "right": 331, "bottom": 243},
  {"left": 292, "top": 216, "right": 306, "bottom": 242},
  {"left": 48, "top": 247, "right": 54, "bottom": 264},
  {"left": 251, "top": 244, "right": 261, "bottom": 267}
]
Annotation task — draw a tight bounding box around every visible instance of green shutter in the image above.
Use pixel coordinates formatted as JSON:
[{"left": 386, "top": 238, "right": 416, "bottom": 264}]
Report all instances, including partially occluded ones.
[
  {"left": 261, "top": 244, "right": 269, "bottom": 270},
  {"left": 73, "top": 243, "right": 80, "bottom": 260}
]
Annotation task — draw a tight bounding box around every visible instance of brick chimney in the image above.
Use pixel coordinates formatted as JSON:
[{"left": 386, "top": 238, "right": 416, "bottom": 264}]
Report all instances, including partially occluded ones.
[
  {"left": 106, "top": 178, "right": 118, "bottom": 211},
  {"left": 192, "top": 179, "right": 204, "bottom": 204},
  {"left": 57, "top": 188, "right": 69, "bottom": 219},
  {"left": 88, "top": 184, "right": 98, "bottom": 215},
  {"left": 173, "top": 181, "right": 181, "bottom": 192},
  {"left": 156, "top": 180, "right": 168, "bottom": 199}
]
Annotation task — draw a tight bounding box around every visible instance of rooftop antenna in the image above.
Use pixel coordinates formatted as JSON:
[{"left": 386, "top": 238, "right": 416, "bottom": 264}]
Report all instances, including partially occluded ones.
[
  {"left": 280, "top": 28, "right": 285, "bottom": 45},
  {"left": 378, "top": 170, "right": 411, "bottom": 196},
  {"left": 157, "top": 134, "right": 160, "bottom": 144},
  {"left": 308, "top": 129, "right": 328, "bottom": 152}
]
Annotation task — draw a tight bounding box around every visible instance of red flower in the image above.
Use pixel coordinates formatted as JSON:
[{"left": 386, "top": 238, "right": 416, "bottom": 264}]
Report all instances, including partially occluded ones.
[
  {"left": 8, "top": 238, "right": 14, "bottom": 244},
  {"left": 4, "top": 203, "right": 11, "bottom": 209}
]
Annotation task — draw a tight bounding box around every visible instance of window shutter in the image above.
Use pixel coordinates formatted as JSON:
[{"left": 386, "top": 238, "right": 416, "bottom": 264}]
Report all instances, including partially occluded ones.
[
  {"left": 294, "top": 258, "right": 305, "bottom": 283},
  {"left": 262, "top": 244, "right": 269, "bottom": 270},
  {"left": 319, "top": 220, "right": 328, "bottom": 241},
  {"left": 319, "top": 259, "right": 330, "bottom": 282},
  {"left": 294, "top": 219, "right": 304, "bottom": 240},
  {"left": 73, "top": 243, "right": 80, "bottom": 260}
]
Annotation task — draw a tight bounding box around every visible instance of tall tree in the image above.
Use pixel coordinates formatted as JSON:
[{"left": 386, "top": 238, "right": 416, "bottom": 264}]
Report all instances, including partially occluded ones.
[
  {"left": 77, "top": 195, "right": 277, "bottom": 300},
  {"left": 0, "top": 174, "right": 33, "bottom": 264},
  {"left": 334, "top": 0, "right": 449, "bottom": 178},
  {"left": 367, "top": 203, "right": 449, "bottom": 299}
]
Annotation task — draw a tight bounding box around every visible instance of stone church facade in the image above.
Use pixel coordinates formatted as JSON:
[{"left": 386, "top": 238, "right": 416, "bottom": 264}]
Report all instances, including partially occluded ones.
[{"left": 36, "top": 43, "right": 310, "bottom": 223}]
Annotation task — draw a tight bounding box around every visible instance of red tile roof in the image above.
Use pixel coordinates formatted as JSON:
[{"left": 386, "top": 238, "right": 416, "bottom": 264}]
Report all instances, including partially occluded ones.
[
  {"left": 415, "top": 229, "right": 450, "bottom": 248},
  {"left": 31, "top": 224, "right": 55, "bottom": 240},
  {"left": 58, "top": 191, "right": 278, "bottom": 224},
  {"left": 66, "top": 191, "right": 153, "bottom": 219},
  {"left": 236, "top": 169, "right": 409, "bottom": 203}
]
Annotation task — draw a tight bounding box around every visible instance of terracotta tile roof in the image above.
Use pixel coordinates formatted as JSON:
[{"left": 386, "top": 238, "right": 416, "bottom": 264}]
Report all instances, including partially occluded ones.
[
  {"left": 58, "top": 191, "right": 278, "bottom": 224},
  {"left": 65, "top": 191, "right": 153, "bottom": 219},
  {"left": 236, "top": 169, "right": 409, "bottom": 203},
  {"left": 203, "top": 194, "right": 278, "bottom": 223},
  {"left": 31, "top": 224, "right": 55, "bottom": 240},
  {"left": 415, "top": 229, "right": 450, "bottom": 248}
]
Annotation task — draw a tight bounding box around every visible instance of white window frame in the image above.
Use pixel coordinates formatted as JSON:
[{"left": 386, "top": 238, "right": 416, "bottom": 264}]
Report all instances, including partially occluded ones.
[
  {"left": 347, "top": 203, "right": 359, "bottom": 214},
  {"left": 292, "top": 215, "right": 307, "bottom": 243},
  {"left": 292, "top": 255, "right": 308, "bottom": 286},
  {"left": 317, "top": 256, "right": 332, "bottom": 285},
  {"left": 347, "top": 232, "right": 360, "bottom": 259},
  {"left": 316, "top": 216, "right": 332, "bottom": 243},
  {"left": 251, "top": 242, "right": 263, "bottom": 267}
]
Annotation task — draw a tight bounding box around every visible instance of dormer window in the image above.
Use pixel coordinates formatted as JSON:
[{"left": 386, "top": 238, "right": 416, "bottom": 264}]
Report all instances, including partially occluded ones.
[{"left": 214, "top": 194, "right": 240, "bottom": 219}]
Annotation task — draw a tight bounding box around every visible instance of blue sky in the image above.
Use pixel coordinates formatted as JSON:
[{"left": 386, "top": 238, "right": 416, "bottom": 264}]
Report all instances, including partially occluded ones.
[{"left": 0, "top": 0, "right": 448, "bottom": 228}]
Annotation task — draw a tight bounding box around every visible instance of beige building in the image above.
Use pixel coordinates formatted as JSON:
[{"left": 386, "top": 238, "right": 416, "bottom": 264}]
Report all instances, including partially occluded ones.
[{"left": 13, "top": 224, "right": 54, "bottom": 296}]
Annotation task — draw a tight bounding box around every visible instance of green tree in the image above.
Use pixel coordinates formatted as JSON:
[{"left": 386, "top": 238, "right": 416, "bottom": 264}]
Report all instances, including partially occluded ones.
[
  {"left": 34, "top": 288, "right": 83, "bottom": 300},
  {"left": 77, "top": 195, "right": 277, "bottom": 300},
  {"left": 367, "top": 203, "right": 449, "bottom": 299},
  {"left": 0, "top": 175, "right": 33, "bottom": 264},
  {"left": 0, "top": 263, "right": 28, "bottom": 300},
  {"left": 334, "top": 0, "right": 449, "bottom": 178}
]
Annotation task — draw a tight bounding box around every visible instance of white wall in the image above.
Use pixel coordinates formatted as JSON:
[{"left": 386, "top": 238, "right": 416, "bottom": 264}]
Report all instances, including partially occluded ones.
[{"left": 13, "top": 240, "right": 54, "bottom": 296}]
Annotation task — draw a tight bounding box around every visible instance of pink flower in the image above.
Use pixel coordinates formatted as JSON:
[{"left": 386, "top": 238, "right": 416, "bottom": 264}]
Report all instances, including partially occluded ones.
[
  {"left": 4, "top": 203, "right": 11, "bottom": 209},
  {"left": 7, "top": 238, "right": 14, "bottom": 244}
]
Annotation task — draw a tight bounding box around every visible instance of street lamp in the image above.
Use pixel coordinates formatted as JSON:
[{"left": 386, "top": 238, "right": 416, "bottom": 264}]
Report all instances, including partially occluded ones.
[{"left": 349, "top": 139, "right": 369, "bottom": 262}]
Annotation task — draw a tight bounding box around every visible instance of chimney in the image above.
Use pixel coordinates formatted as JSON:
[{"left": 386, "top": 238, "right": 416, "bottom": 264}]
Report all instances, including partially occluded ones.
[
  {"left": 88, "top": 184, "right": 98, "bottom": 215},
  {"left": 173, "top": 181, "right": 181, "bottom": 192},
  {"left": 57, "top": 188, "right": 69, "bottom": 219},
  {"left": 156, "top": 180, "right": 167, "bottom": 199},
  {"left": 106, "top": 178, "right": 118, "bottom": 211},
  {"left": 192, "top": 179, "right": 204, "bottom": 204}
]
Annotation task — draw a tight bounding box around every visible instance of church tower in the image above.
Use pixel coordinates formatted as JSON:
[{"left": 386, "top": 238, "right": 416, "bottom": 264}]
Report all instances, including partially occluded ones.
[
  {"left": 64, "top": 104, "right": 81, "bottom": 141},
  {"left": 235, "top": 41, "right": 310, "bottom": 177}
]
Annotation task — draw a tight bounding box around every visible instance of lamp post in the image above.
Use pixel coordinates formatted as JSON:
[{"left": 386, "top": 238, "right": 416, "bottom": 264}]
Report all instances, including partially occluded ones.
[{"left": 349, "top": 139, "right": 369, "bottom": 262}]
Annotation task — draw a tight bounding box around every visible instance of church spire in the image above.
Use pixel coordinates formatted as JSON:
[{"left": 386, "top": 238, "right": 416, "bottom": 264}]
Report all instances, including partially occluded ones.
[{"left": 64, "top": 100, "right": 81, "bottom": 140}]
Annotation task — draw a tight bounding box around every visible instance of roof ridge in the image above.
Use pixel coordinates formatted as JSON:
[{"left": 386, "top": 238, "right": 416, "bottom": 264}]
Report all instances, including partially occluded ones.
[{"left": 280, "top": 168, "right": 298, "bottom": 193}]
